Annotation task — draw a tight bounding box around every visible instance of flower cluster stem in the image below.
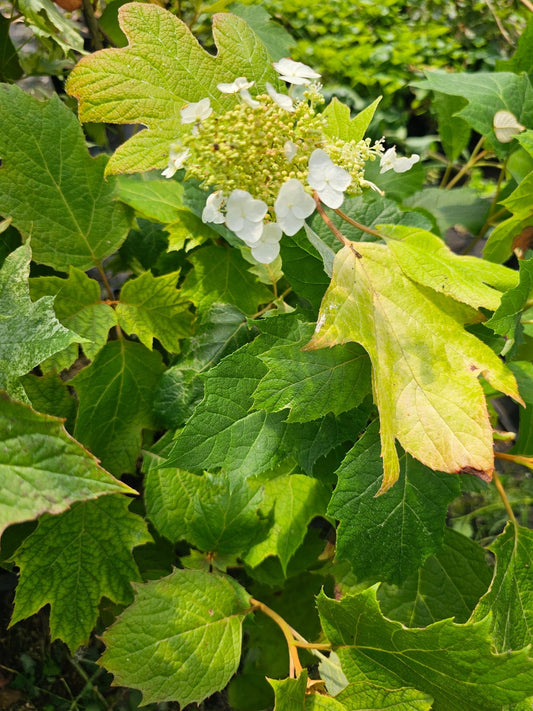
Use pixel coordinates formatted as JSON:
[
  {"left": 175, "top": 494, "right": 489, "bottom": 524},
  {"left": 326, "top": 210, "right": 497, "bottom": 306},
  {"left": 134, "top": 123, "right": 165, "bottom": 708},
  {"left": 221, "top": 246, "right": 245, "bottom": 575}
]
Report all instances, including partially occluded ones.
[
  {"left": 312, "top": 193, "right": 351, "bottom": 249},
  {"left": 334, "top": 208, "right": 386, "bottom": 240}
]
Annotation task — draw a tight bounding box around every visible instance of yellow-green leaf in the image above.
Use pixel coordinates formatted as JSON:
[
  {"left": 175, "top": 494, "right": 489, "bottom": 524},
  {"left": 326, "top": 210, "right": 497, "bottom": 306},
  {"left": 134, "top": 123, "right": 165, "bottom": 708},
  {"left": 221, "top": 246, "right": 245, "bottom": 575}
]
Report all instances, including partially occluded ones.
[
  {"left": 66, "top": 3, "right": 278, "bottom": 174},
  {"left": 306, "top": 242, "right": 522, "bottom": 491}
]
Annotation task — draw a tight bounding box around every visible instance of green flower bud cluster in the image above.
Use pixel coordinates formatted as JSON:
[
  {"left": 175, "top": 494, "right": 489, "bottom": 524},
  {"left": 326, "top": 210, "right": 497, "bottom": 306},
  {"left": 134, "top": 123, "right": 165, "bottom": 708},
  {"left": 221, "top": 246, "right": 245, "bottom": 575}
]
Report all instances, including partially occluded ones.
[
  {"left": 327, "top": 137, "right": 383, "bottom": 197},
  {"left": 178, "top": 89, "right": 382, "bottom": 205},
  {"left": 181, "top": 94, "right": 325, "bottom": 205}
]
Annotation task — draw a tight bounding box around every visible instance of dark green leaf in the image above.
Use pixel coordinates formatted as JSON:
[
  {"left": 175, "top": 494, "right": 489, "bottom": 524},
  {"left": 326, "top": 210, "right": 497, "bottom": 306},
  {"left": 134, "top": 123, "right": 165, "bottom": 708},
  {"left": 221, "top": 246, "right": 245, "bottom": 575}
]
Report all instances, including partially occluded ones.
[
  {"left": 432, "top": 92, "right": 470, "bottom": 163},
  {"left": 329, "top": 422, "right": 460, "bottom": 585},
  {"left": 244, "top": 470, "right": 330, "bottom": 573},
  {"left": 116, "top": 271, "right": 194, "bottom": 352},
  {"left": 318, "top": 587, "right": 533, "bottom": 711},
  {"left": 30, "top": 267, "right": 117, "bottom": 360},
  {"left": 116, "top": 173, "right": 184, "bottom": 223},
  {"left": 181, "top": 245, "right": 273, "bottom": 315},
  {"left": 180, "top": 302, "right": 251, "bottom": 371},
  {"left": 10, "top": 496, "right": 151, "bottom": 650},
  {"left": 0, "top": 14, "right": 22, "bottom": 81},
  {"left": 404, "top": 188, "right": 490, "bottom": 237},
  {"left": 73, "top": 340, "right": 165, "bottom": 475},
  {"left": 143, "top": 447, "right": 201, "bottom": 543},
  {"left": 153, "top": 366, "right": 204, "bottom": 429},
  {"left": 21, "top": 371, "right": 77, "bottom": 432},
  {"left": 16, "top": 0, "right": 84, "bottom": 54},
  {"left": 254, "top": 322, "right": 371, "bottom": 422},
  {"left": 0, "top": 243, "right": 79, "bottom": 400},
  {"left": 229, "top": 3, "right": 294, "bottom": 60},
  {"left": 187, "top": 472, "right": 268, "bottom": 554},
  {"left": 474, "top": 522, "right": 533, "bottom": 651},
  {"left": 486, "top": 258, "right": 533, "bottom": 358},
  {"left": 414, "top": 71, "right": 533, "bottom": 157},
  {"left": 378, "top": 528, "right": 492, "bottom": 626}
]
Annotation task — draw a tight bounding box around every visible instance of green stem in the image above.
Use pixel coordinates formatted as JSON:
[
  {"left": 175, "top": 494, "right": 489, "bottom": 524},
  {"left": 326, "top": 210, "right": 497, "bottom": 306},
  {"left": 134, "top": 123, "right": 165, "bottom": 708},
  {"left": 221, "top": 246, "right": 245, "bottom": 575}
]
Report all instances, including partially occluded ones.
[
  {"left": 96, "top": 263, "right": 123, "bottom": 339},
  {"left": 445, "top": 136, "right": 487, "bottom": 190},
  {"left": 68, "top": 657, "right": 109, "bottom": 710},
  {"left": 440, "top": 162, "right": 453, "bottom": 188},
  {"left": 492, "top": 470, "right": 517, "bottom": 526}
]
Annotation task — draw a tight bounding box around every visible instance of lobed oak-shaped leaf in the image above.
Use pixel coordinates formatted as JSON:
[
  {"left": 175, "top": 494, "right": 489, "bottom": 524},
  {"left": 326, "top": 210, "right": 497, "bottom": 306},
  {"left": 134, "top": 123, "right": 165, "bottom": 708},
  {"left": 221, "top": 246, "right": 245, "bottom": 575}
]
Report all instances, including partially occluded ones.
[
  {"left": 30, "top": 268, "right": 117, "bottom": 361},
  {"left": 116, "top": 271, "right": 194, "bottom": 353},
  {"left": 318, "top": 587, "right": 533, "bottom": 711},
  {"left": 10, "top": 496, "right": 151, "bottom": 650},
  {"left": 0, "top": 85, "right": 131, "bottom": 271},
  {"left": 100, "top": 568, "right": 251, "bottom": 706},
  {"left": 0, "top": 396, "right": 135, "bottom": 539},
  {"left": 306, "top": 241, "right": 522, "bottom": 491},
  {"left": 323, "top": 97, "right": 381, "bottom": 143},
  {"left": 0, "top": 243, "right": 80, "bottom": 401},
  {"left": 66, "top": 2, "right": 278, "bottom": 174},
  {"left": 381, "top": 225, "right": 517, "bottom": 311}
]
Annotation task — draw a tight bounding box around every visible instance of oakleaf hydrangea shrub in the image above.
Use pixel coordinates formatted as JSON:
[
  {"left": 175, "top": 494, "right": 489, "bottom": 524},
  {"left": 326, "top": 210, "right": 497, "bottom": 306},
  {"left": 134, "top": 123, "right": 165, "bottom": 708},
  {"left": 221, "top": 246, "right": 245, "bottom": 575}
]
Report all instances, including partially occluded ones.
[{"left": 1, "top": 2, "right": 533, "bottom": 710}]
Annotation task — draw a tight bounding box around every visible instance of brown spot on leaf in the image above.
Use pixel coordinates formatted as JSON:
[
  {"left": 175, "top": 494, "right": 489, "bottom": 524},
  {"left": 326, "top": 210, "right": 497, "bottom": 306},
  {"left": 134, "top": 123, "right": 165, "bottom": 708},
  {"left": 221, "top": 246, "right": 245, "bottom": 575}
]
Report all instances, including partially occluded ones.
[{"left": 459, "top": 466, "right": 492, "bottom": 482}]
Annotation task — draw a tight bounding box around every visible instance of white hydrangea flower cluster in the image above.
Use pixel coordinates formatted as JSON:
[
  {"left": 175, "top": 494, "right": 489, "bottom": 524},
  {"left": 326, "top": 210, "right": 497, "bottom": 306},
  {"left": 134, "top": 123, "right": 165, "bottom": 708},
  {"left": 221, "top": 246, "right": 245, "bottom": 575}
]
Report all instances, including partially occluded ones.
[{"left": 162, "top": 58, "right": 419, "bottom": 264}]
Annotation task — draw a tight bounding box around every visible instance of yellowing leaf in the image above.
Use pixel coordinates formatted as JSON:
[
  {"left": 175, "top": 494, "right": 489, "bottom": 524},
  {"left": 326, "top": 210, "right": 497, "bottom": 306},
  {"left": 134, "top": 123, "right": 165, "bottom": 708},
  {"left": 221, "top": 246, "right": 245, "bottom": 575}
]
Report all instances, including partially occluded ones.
[
  {"left": 66, "top": 3, "right": 278, "bottom": 174},
  {"left": 306, "top": 242, "right": 522, "bottom": 491},
  {"left": 381, "top": 225, "right": 518, "bottom": 311}
]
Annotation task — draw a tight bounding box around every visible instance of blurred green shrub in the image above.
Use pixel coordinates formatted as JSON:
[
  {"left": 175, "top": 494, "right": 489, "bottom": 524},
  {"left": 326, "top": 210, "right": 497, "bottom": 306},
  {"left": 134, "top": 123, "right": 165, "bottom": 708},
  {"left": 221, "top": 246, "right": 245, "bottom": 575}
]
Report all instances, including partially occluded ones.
[{"left": 239, "top": 0, "right": 527, "bottom": 104}]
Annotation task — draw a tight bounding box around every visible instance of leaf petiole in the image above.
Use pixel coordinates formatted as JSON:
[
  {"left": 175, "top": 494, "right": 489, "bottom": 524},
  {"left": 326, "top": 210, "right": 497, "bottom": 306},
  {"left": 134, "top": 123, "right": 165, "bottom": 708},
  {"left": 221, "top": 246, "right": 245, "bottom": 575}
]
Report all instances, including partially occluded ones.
[
  {"left": 251, "top": 598, "right": 332, "bottom": 678},
  {"left": 492, "top": 469, "right": 518, "bottom": 525}
]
